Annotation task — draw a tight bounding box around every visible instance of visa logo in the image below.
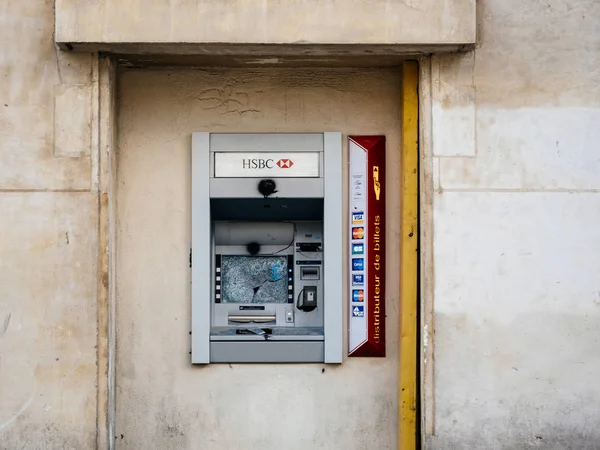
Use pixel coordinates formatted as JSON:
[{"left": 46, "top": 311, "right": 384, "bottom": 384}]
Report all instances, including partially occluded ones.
[{"left": 352, "top": 212, "right": 364, "bottom": 224}]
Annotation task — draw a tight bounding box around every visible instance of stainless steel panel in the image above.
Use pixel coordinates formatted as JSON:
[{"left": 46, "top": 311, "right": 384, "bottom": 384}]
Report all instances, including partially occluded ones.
[
  {"left": 210, "top": 341, "right": 324, "bottom": 363},
  {"left": 323, "top": 132, "right": 344, "bottom": 364},
  {"left": 191, "top": 132, "right": 211, "bottom": 364},
  {"left": 209, "top": 178, "right": 323, "bottom": 198},
  {"left": 210, "top": 133, "right": 324, "bottom": 152}
]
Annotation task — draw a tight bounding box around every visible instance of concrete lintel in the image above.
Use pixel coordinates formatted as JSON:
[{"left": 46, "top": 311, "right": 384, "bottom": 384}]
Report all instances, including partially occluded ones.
[{"left": 57, "top": 43, "right": 474, "bottom": 68}]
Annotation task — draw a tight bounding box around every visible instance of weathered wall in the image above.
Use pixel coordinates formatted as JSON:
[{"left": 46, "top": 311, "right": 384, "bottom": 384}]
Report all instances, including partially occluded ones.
[
  {"left": 115, "top": 68, "right": 402, "bottom": 449},
  {"left": 3, "top": 0, "right": 600, "bottom": 448},
  {"left": 0, "top": 0, "right": 102, "bottom": 448},
  {"left": 427, "top": 0, "right": 600, "bottom": 448},
  {"left": 55, "top": 0, "right": 475, "bottom": 48}
]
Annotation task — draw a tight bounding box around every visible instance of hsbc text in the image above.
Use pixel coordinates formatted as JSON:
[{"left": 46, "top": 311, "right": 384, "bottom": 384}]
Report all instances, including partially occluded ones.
[
  {"left": 242, "top": 158, "right": 294, "bottom": 169},
  {"left": 242, "top": 159, "right": 274, "bottom": 169}
]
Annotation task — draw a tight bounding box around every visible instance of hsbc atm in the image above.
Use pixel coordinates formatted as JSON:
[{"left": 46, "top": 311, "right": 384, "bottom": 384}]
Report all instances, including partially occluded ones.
[{"left": 191, "top": 133, "right": 343, "bottom": 364}]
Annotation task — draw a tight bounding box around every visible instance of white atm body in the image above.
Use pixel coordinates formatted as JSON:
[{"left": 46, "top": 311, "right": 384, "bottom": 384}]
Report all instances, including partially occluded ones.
[{"left": 191, "top": 133, "right": 343, "bottom": 364}]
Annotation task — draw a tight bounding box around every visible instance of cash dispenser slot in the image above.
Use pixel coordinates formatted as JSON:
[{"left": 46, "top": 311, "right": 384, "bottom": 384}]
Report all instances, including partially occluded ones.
[
  {"left": 300, "top": 266, "right": 320, "bottom": 280},
  {"left": 228, "top": 315, "right": 277, "bottom": 323}
]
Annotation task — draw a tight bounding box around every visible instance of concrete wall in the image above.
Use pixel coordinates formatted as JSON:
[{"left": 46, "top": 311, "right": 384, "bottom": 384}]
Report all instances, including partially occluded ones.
[
  {"left": 55, "top": 0, "right": 475, "bottom": 48},
  {"left": 115, "top": 68, "right": 402, "bottom": 449},
  {"left": 427, "top": 0, "right": 600, "bottom": 448},
  {"left": 0, "top": 0, "right": 104, "bottom": 448},
  {"left": 1, "top": 0, "right": 599, "bottom": 448}
]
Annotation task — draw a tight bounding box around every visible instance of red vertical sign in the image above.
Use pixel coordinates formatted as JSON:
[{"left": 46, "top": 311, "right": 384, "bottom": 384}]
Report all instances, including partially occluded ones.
[{"left": 348, "top": 136, "right": 386, "bottom": 357}]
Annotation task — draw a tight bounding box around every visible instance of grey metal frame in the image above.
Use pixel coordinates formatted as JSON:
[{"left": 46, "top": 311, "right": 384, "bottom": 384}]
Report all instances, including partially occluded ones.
[
  {"left": 209, "top": 133, "right": 324, "bottom": 152},
  {"left": 323, "top": 132, "right": 343, "bottom": 363},
  {"left": 191, "top": 132, "right": 343, "bottom": 364},
  {"left": 210, "top": 341, "right": 324, "bottom": 363},
  {"left": 191, "top": 132, "right": 211, "bottom": 364}
]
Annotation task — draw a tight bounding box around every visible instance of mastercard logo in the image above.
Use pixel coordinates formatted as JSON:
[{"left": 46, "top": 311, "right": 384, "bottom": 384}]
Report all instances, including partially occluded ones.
[{"left": 352, "top": 227, "right": 364, "bottom": 239}]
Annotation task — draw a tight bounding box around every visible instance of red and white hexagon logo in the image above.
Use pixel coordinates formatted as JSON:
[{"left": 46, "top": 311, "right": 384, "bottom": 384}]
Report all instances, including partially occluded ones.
[{"left": 276, "top": 159, "right": 294, "bottom": 168}]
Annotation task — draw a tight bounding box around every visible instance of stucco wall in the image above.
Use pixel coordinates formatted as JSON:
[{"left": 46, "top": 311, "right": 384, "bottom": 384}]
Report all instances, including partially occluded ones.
[
  {"left": 115, "top": 68, "right": 402, "bottom": 449},
  {"left": 0, "top": 0, "right": 101, "bottom": 448},
  {"left": 2, "top": 0, "right": 600, "bottom": 448},
  {"left": 427, "top": 0, "right": 600, "bottom": 448}
]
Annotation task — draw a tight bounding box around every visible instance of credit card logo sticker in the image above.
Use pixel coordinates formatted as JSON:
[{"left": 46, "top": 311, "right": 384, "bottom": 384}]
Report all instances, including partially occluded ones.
[
  {"left": 352, "top": 174, "right": 365, "bottom": 201},
  {"left": 352, "top": 212, "right": 364, "bottom": 224},
  {"left": 352, "top": 290, "right": 365, "bottom": 302},
  {"left": 352, "top": 244, "right": 364, "bottom": 255},
  {"left": 352, "top": 258, "right": 364, "bottom": 271},
  {"left": 352, "top": 227, "right": 364, "bottom": 239},
  {"left": 352, "top": 305, "right": 364, "bottom": 317},
  {"left": 352, "top": 274, "right": 364, "bottom": 285}
]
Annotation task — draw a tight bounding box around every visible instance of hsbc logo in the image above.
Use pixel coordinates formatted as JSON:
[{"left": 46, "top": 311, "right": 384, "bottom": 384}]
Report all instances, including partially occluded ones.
[
  {"left": 276, "top": 159, "right": 294, "bottom": 168},
  {"left": 242, "top": 158, "right": 294, "bottom": 169},
  {"left": 214, "top": 152, "right": 318, "bottom": 178}
]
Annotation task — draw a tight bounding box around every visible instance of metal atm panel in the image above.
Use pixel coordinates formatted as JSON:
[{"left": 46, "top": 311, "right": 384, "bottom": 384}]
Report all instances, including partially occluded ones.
[{"left": 191, "top": 132, "right": 343, "bottom": 364}]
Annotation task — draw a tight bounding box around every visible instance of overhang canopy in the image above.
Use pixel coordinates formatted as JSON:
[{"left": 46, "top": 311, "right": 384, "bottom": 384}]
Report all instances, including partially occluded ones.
[{"left": 55, "top": 0, "right": 476, "bottom": 59}]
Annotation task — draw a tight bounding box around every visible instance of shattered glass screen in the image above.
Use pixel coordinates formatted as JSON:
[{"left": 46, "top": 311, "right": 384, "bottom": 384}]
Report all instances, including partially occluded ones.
[{"left": 221, "top": 256, "right": 288, "bottom": 303}]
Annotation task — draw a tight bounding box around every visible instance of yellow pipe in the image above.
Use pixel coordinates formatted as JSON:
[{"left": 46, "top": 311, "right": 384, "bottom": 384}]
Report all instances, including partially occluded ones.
[{"left": 399, "top": 61, "right": 419, "bottom": 450}]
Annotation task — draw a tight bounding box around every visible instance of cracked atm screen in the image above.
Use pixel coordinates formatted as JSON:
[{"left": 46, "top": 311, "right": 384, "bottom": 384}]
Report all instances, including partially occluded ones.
[{"left": 221, "top": 256, "right": 288, "bottom": 303}]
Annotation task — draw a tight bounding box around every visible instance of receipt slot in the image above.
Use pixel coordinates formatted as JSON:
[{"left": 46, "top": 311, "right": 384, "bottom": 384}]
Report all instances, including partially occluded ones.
[{"left": 191, "top": 133, "right": 343, "bottom": 364}]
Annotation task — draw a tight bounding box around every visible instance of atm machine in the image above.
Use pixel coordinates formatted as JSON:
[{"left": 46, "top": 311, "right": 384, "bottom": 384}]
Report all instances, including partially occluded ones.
[{"left": 191, "top": 133, "right": 343, "bottom": 364}]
